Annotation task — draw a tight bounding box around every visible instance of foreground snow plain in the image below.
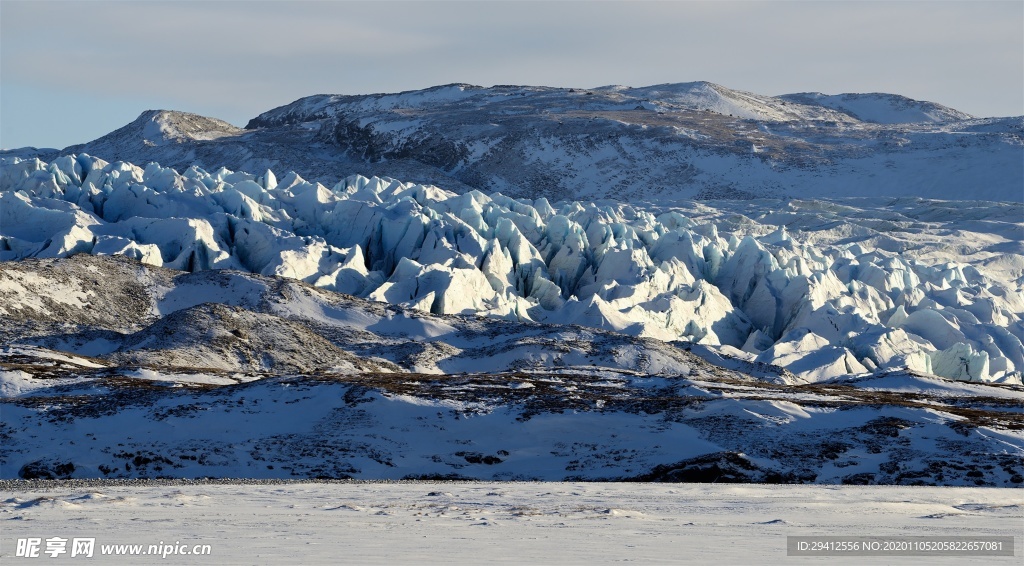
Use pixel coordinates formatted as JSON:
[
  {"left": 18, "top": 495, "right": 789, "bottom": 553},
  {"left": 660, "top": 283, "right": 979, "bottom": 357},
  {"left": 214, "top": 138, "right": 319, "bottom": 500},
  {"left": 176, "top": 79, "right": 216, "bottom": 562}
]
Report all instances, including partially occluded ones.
[{"left": 1, "top": 481, "right": 1019, "bottom": 564}]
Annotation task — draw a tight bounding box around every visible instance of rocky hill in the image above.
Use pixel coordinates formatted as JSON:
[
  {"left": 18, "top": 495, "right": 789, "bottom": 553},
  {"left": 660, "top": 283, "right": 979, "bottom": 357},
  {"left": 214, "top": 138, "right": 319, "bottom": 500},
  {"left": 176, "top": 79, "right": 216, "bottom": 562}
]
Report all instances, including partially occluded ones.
[{"left": 2, "top": 255, "right": 1021, "bottom": 484}]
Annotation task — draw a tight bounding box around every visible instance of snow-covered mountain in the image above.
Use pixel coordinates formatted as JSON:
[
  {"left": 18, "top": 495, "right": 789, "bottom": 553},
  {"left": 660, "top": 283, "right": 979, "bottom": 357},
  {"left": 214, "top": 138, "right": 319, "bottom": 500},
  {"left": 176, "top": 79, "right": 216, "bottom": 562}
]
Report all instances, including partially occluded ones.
[
  {"left": 2, "top": 254, "right": 1021, "bottom": 484},
  {"left": 776, "top": 92, "right": 974, "bottom": 124},
  {"left": 2, "top": 155, "right": 1022, "bottom": 384},
  {"left": 7, "top": 82, "right": 1022, "bottom": 203}
]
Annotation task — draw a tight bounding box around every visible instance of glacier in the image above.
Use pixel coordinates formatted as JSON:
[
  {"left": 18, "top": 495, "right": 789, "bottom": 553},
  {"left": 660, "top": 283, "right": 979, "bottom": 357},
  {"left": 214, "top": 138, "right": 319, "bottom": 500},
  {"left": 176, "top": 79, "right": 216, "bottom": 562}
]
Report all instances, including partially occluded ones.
[{"left": 2, "top": 153, "right": 1021, "bottom": 385}]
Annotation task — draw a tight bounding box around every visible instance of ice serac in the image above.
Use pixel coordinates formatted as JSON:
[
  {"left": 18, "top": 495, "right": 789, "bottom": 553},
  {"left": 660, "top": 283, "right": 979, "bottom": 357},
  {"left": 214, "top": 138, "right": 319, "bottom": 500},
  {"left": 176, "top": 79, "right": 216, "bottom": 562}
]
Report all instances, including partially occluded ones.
[{"left": 2, "top": 155, "right": 1022, "bottom": 385}]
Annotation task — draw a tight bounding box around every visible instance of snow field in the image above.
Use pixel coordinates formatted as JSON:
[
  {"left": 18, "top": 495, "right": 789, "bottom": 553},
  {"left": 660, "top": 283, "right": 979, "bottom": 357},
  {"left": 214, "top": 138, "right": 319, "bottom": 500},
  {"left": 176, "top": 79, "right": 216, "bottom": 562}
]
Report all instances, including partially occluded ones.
[{"left": 1, "top": 482, "right": 1020, "bottom": 565}]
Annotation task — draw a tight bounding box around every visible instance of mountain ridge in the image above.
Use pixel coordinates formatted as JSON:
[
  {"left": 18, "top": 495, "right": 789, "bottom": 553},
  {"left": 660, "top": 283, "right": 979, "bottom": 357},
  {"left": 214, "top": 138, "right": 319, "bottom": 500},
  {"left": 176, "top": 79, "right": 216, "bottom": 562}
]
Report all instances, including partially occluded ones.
[{"left": 6, "top": 82, "right": 1020, "bottom": 203}]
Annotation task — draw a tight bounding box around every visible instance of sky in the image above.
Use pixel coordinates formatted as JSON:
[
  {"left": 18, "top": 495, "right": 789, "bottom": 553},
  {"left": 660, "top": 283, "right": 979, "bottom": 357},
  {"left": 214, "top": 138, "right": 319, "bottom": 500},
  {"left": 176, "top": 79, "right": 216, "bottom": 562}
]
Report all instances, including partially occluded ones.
[{"left": 1, "top": 0, "right": 1022, "bottom": 149}]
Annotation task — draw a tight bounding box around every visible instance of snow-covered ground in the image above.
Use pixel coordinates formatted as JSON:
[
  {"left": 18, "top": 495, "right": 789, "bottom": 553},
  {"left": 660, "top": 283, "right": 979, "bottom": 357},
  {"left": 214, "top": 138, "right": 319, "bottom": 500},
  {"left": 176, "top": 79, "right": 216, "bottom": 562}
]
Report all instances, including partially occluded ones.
[
  {"left": 1, "top": 481, "right": 1019, "bottom": 564},
  {"left": 2, "top": 258, "right": 1021, "bottom": 485}
]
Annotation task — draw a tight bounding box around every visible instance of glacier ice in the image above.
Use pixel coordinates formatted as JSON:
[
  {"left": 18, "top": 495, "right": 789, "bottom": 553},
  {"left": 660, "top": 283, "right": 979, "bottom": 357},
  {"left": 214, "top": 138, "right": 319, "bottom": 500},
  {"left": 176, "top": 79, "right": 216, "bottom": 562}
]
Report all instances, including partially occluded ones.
[{"left": 1, "top": 154, "right": 1021, "bottom": 384}]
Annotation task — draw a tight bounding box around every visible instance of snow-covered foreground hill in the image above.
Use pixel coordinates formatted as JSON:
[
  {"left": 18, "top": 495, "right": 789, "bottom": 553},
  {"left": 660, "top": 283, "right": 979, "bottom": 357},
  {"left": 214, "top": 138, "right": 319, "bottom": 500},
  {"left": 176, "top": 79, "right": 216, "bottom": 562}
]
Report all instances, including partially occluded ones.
[
  {"left": 3, "top": 155, "right": 1022, "bottom": 384},
  {"left": 1, "top": 481, "right": 1020, "bottom": 564},
  {"left": 2, "top": 255, "right": 1022, "bottom": 484}
]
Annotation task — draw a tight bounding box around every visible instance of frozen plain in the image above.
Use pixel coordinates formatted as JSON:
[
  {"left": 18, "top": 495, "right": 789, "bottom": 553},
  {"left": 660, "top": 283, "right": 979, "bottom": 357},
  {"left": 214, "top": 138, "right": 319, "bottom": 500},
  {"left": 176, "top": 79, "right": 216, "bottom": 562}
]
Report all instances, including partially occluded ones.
[{"left": 1, "top": 481, "right": 1021, "bottom": 564}]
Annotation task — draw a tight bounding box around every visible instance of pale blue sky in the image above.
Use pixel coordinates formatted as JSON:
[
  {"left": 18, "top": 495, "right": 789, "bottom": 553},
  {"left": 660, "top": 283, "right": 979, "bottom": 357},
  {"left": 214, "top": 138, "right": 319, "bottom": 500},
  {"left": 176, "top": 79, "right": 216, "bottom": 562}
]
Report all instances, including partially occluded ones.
[{"left": 2, "top": 0, "right": 1022, "bottom": 149}]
